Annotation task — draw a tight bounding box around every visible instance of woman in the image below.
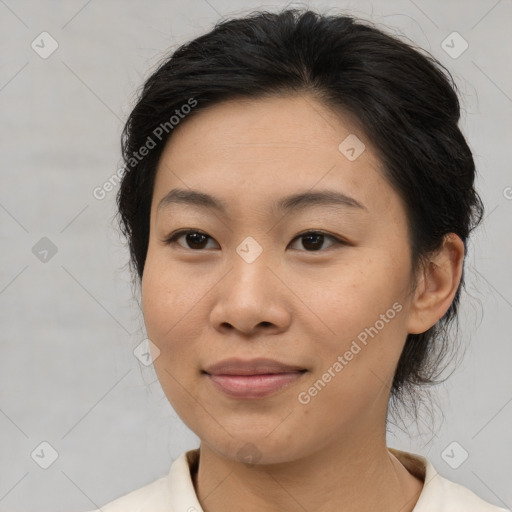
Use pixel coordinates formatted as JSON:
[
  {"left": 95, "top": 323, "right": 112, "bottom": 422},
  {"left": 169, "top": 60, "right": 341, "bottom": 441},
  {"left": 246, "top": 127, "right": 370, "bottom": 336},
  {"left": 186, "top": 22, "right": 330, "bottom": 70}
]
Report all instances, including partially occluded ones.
[{"left": 86, "top": 8, "right": 508, "bottom": 511}]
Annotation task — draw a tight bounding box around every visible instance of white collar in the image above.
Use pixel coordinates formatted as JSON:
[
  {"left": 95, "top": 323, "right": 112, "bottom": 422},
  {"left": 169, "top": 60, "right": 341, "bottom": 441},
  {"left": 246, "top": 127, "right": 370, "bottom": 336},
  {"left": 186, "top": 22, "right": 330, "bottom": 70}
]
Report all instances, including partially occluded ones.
[
  {"left": 97, "top": 447, "right": 508, "bottom": 511},
  {"left": 166, "top": 448, "right": 508, "bottom": 512}
]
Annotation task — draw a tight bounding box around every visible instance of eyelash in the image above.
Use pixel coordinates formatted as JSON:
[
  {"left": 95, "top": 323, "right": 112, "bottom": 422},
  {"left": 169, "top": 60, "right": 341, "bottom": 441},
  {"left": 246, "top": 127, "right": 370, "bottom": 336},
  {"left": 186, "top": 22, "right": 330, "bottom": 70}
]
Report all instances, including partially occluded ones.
[{"left": 163, "top": 229, "right": 346, "bottom": 252}]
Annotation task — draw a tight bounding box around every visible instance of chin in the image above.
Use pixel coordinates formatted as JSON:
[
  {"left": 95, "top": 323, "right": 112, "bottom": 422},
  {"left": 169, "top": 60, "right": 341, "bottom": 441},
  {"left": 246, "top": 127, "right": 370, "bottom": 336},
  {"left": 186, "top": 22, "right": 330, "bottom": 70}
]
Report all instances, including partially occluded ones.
[{"left": 197, "top": 427, "right": 313, "bottom": 467}]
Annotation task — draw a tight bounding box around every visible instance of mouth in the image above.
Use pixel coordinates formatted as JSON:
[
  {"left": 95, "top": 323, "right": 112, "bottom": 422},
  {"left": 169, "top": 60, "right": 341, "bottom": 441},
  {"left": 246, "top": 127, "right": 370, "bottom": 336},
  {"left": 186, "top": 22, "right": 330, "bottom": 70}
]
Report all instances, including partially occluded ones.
[{"left": 202, "top": 358, "right": 308, "bottom": 399}]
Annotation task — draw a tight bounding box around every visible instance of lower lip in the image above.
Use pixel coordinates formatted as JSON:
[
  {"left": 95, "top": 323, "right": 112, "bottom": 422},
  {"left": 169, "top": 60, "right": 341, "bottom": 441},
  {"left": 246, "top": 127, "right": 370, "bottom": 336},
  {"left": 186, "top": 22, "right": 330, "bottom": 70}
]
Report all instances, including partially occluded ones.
[{"left": 206, "top": 372, "right": 306, "bottom": 399}]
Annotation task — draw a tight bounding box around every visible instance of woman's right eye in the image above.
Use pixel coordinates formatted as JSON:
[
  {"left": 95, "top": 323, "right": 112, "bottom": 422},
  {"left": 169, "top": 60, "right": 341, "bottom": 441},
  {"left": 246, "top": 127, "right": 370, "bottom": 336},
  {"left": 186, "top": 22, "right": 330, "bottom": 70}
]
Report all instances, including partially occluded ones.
[{"left": 164, "top": 230, "right": 220, "bottom": 250}]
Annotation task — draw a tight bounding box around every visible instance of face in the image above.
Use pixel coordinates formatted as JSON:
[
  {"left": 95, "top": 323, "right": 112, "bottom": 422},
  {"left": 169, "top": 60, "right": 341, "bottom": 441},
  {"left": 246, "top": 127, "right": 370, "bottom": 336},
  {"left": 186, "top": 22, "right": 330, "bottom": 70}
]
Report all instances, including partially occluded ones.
[{"left": 141, "top": 94, "right": 417, "bottom": 465}]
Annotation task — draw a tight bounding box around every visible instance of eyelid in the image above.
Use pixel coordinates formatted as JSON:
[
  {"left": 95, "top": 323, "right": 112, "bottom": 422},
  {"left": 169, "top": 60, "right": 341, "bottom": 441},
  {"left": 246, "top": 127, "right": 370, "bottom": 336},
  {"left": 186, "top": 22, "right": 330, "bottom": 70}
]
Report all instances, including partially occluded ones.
[
  {"left": 164, "top": 229, "right": 219, "bottom": 249},
  {"left": 289, "top": 230, "right": 346, "bottom": 251}
]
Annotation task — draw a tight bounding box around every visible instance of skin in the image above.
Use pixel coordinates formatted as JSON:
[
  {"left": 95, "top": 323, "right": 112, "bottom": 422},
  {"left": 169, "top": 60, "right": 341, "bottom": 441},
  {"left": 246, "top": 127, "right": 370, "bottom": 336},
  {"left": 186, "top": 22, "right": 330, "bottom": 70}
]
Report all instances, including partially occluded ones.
[{"left": 141, "top": 94, "right": 465, "bottom": 512}]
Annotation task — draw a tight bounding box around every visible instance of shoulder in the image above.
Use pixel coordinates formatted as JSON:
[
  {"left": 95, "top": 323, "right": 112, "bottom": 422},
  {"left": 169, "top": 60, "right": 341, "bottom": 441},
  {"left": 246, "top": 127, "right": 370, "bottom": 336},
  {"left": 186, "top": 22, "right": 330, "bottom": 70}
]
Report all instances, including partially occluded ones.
[
  {"left": 390, "top": 448, "right": 509, "bottom": 512},
  {"left": 82, "top": 449, "right": 202, "bottom": 512},
  {"left": 82, "top": 474, "right": 172, "bottom": 512},
  {"left": 423, "top": 474, "right": 509, "bottom": 512}
]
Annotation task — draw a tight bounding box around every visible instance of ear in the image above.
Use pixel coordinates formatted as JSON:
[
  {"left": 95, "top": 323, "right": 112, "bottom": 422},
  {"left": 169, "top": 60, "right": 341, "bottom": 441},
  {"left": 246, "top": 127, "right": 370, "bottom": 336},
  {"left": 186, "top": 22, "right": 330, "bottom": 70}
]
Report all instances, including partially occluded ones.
[{"left": 407, "top": 233, "right": 465, "bottom": 335}]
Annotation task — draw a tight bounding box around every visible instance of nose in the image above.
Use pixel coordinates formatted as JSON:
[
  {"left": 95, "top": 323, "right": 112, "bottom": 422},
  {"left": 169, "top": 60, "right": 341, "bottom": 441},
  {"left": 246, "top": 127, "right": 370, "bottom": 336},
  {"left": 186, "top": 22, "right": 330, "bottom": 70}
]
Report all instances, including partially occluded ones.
[{"left": 209, "top": 252, "right": 292, "bottom": 337}]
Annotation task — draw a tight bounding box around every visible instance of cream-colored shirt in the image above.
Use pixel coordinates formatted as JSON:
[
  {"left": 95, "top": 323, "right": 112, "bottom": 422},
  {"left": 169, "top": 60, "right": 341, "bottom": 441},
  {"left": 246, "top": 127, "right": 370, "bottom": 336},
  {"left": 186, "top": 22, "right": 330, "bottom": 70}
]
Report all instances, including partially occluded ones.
[{"left": 85, "top": 448, "right": 509, "bottom": 511}]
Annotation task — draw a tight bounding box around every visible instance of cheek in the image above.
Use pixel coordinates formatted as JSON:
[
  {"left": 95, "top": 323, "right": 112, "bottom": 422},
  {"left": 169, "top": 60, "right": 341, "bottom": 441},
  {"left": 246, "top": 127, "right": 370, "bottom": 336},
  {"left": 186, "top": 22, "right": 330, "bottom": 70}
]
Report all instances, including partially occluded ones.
[
  {"left": 141, "top": 256, "right": 210, "bottom": 431},
  {"left": 297, "top": 253, "right": 410, "bottom": 385},
  {"left": 141, "top": 252, "right": 203, "bottom": 374},
  {"left": 294, "top": 287, "right": 407, "bottom": 434},
  {"left": 142, "top": 248, "right": 205, "bottom": 338},
  {"left": 302, "top": 253, "right": 407, "bottom": 329}
]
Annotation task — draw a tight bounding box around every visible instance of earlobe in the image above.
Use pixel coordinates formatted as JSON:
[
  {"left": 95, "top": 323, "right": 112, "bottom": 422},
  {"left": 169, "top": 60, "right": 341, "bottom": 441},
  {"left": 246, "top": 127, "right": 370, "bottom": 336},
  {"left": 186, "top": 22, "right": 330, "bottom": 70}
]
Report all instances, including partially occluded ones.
[{"left": 406, "top": 234, "right": 465, "bottom": 335}]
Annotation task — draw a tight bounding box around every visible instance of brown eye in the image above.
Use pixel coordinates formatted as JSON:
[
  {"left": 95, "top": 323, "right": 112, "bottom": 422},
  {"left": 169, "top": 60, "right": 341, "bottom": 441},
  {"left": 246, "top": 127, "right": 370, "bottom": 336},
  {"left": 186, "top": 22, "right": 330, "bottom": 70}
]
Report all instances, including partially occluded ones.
[
  {"left": 164, "top": 229, "right": 343, "bottom": 252},
  {"left": 165, "top": 230, "right": 219, "bottom": 250},
  {"left": 184, "top": 232, "right": 209, "bottom": 249},
  {"left": 289, "top": 231, "right": 342, "bottom": 252}
]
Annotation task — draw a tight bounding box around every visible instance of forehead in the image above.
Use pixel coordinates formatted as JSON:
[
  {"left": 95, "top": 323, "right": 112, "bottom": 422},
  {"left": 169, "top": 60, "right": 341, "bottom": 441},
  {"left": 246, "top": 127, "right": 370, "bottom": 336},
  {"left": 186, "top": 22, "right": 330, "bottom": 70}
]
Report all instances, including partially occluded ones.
[
  {"left": 152, "top": 95, "right": 401, "bottom": 220},
  {"left": 158, "top": 95, "right": 369, "bottom": 162}
]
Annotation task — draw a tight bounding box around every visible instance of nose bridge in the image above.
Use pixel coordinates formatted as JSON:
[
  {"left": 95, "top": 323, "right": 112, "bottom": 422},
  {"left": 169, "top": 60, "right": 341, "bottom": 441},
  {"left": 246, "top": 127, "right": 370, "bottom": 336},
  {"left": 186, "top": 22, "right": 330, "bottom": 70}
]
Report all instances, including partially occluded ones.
[
  {"left": 235, "top": 234, "right": 266, "bottom": 266},
  {"left": 230, "top": 236, "right": 271, "bottom": 296},
  {"left": 209, "top": 236, "right": 290, "bottom": 334}
]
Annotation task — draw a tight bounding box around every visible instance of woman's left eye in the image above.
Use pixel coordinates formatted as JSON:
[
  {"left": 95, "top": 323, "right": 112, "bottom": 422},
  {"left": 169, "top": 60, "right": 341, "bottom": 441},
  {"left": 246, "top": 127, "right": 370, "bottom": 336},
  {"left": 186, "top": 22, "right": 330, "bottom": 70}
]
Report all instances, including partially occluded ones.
[{"left": 289, "top": 231, "right": 343, "bottom": 252}]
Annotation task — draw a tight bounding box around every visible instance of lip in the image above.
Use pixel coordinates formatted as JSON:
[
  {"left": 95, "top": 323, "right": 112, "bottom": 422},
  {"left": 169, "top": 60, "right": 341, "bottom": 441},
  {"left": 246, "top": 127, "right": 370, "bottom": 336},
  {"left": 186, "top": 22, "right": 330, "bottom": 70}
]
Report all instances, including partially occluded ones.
[
  {"left": 203, "top": 357, "right": 306, "bottom": 376},
  {"left": 202, "top": 358, "right": 307, "bottom": 399}
]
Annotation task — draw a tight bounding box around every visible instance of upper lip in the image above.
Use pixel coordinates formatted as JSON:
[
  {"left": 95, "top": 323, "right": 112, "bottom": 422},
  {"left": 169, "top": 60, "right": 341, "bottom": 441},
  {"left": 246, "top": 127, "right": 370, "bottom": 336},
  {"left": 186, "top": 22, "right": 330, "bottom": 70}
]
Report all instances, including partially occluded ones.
[{"left": 203, "top": 358, "right": 306, "bottom": 376}]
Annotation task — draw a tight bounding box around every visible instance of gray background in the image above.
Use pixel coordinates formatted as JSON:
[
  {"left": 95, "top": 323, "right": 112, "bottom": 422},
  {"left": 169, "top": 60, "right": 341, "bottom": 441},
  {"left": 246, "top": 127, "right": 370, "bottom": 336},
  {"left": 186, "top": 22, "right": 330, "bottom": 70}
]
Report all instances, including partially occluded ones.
[{"left": 0, "top": 0, "right": 511, "bottom": 510}]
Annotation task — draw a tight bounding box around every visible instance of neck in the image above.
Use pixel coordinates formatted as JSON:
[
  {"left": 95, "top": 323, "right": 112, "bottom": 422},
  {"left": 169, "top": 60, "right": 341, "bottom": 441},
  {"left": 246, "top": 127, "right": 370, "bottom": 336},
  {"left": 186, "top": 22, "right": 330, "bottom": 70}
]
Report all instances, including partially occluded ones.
[{"left": 193, "top": 427, "right": 423, "bottom": 512}]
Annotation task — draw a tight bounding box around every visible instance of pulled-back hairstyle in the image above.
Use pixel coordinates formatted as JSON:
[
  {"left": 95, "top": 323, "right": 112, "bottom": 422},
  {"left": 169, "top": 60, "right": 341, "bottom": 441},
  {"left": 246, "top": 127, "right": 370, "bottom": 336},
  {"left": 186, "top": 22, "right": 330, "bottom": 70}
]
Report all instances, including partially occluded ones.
[{"left": 116, "top": 8, "right": 484, "bottom": 417}]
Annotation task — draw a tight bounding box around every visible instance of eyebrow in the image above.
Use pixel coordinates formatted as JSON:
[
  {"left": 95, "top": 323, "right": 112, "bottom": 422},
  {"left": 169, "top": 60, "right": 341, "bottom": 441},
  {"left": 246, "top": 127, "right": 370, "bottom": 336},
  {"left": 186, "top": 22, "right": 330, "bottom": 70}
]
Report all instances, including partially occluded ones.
[{"left": 156, "top": 188, "right": 367, "bottom": 215}]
